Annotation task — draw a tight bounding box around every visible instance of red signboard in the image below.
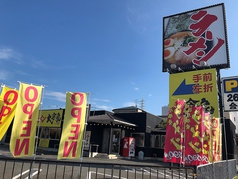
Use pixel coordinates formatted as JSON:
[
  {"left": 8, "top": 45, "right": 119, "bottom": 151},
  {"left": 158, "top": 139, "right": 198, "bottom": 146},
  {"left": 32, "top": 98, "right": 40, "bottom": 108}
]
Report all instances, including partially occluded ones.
[{"left": 162, "top": 3, "right": 229, "bottom": 73}]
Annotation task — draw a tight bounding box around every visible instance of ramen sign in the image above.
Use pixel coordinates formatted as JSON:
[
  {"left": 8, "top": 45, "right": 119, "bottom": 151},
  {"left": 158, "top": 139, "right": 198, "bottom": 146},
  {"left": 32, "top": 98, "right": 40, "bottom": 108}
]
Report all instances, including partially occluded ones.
[{"left": 162, "top": 3, "right": 229, "bottom": 73}]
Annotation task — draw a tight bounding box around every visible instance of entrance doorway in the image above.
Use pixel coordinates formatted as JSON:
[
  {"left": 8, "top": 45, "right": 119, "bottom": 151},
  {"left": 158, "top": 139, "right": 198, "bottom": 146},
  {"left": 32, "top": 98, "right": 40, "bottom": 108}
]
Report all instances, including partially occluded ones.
[
  {"left": 102, "top": 128, "right": 110, "bottom": 153},
  {"left": 102, "top": 128, "right": 121, "bottom": 154},
  {"left": 111, "top": 129, "right": 121, "bottom": 153}
]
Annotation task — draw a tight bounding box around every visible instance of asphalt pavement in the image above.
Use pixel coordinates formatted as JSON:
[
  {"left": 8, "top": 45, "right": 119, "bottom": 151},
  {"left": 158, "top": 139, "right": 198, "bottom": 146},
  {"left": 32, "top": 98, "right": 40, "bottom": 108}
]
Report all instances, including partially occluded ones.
[{"left": 0, "top": 144, "right": 168, "bottom": 167}]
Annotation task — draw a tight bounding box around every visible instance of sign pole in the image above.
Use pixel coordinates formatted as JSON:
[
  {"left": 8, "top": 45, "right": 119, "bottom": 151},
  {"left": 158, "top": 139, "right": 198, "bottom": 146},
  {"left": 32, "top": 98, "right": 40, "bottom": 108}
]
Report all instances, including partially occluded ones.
[{"left": 216, "top": 68, "right": 228, "bottom": 161}]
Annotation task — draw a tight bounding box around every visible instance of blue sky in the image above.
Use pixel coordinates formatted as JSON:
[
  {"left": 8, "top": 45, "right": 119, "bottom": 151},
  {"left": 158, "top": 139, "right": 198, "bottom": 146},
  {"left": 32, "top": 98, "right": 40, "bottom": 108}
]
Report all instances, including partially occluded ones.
[{"left": 0, "top": 0, "right": 237, "bottom": 115}]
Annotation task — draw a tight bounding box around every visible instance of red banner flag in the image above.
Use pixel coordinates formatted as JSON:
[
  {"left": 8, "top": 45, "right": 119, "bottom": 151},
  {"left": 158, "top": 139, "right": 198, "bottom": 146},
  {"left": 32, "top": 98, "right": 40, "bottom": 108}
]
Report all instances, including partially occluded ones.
[
  {"left": 164, "top": 99, "right": 185, "bottom": 164},
  {"left": 184, "top": 106, "right": 208, "bottom": 166},
  {"left": 211, "top": 117, "right": 221, "bottom": 161},
  {"left": 203, "top": 113, "right": 212, "bottom": 163}
]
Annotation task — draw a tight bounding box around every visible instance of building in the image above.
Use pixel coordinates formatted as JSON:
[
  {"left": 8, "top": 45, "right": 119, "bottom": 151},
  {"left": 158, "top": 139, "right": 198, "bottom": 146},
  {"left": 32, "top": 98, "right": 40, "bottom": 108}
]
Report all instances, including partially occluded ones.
[
  {"left": 224, "top": 111, "right": 238, "bottom": 133},
  {"left": 2, "top": 106, "right": 165, "bottom": 158},
  {"left": 87, "top": 106, "right": 164, "bottom": 158},
  {"left": 162, "top": 105, "right": 169, "bottom": 116}
]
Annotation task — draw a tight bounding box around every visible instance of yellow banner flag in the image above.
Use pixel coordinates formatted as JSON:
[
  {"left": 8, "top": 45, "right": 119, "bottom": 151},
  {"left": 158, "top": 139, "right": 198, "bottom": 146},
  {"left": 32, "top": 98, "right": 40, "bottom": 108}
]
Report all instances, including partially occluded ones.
[
  {"left": 0, "top": 86, "right": 18, "bottom": 140},
  {"left": 57, "top": 92, "right": 87, "bottom": 160},
  {"left": 10, "top": 83, "right": 42, "bottom": 157}
]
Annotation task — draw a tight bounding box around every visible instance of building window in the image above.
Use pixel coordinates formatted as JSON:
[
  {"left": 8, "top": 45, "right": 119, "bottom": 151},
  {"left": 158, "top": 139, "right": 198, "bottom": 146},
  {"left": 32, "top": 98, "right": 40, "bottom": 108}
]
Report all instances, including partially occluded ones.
[
  {"left": 131, "top": 133, "right": 145, "bottom": 147},
  {"left": 150, "top": 135, "right": 160, "bottom": 148},
  {"left": 40, "top": 127, "right": 61, "bottom": 140},
  {"left": 151, "top": 134, "right": 166, "bottom": 149},
  {"left": 40, "top": 128, "right": 50, "bottom": 138},
  {"left": 160, "top": 135, "right": 165, "bottom": 149}
]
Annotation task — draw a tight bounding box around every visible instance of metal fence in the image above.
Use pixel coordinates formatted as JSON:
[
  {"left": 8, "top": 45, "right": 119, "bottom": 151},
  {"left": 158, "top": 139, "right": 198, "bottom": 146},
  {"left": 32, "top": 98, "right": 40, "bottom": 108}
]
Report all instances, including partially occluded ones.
[
  {"left": 196, "top": 159, "right": 237, "bottom": 179},
  {"left": 0, "top": 157, "right": 196, "bottom": 179},
  {"left": 0, "top": 157, "right": 236, "bottom": 179}
]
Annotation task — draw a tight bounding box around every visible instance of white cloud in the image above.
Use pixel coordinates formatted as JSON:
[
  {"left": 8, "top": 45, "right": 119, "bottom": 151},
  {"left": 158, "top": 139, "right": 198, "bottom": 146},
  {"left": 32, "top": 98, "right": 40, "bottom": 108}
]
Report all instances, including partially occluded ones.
[
  {"left": 44, "top": 90, "right": 66, "bottom": 102},
  {"left": 130, "top": 81, "right": 139, "bottom": 91},
  {"left": 93, "top": 98, "right": 111, "bottom": 102},
  {"left": 123, "top": 101, "right": 136, "bottom": 107},
  {"left": 126, "top": 1, "right": 160, "bottom": 34},
  {"left": 90, "top": 98, "right": 113, "bottom": 111},
  {"left": 15, "top": 70, "right": 29, "bottom": 76},
  {"left": 0, "top": 70, "right": 10, "bottom": 80},
  {"left": 0, "top": 48, "right": 22, "bottom": 64},
  {"left": 31, "top": 59, "right": 49, "bottom": 69},
  {"left": 43, "top": 93, "right": 113, "bottom": 111},
  {"left": 93, "top": 104, "right": 112, "bottom": 111},
  {"left": 29, "top": 58, "right": 76, "bottom": 70},
  {"left": 130, "top": 81, "right": 136, "bottom": 85},
  {"left": 0, "top": 48, "right": 14, "bottom": 59}
]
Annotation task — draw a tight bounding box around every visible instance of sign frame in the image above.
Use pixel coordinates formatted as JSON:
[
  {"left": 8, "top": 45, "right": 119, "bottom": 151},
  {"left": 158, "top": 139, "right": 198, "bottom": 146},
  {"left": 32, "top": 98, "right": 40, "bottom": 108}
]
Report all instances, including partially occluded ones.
[
  {"left": 162, "top": 3, "right": 230, "bottom": 73},
  {"left": 221, "top": 76, "right": 238, "bottom": 112},
  {"left": 169, "top": 68, "right": 219, "bottom": 118}
]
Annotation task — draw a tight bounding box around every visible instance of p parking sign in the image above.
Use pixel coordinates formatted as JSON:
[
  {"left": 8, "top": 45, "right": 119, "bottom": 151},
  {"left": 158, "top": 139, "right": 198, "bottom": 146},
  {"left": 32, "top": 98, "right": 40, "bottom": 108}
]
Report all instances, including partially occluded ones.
[{"left": 222, "top": 76, "right": 238, "bottom": 111}]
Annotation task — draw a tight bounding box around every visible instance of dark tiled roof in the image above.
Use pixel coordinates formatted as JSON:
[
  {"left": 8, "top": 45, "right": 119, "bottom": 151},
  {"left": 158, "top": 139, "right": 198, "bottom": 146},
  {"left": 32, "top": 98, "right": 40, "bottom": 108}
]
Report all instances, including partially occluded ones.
[
  {"left": 113, "top": 106, "right": 146, "bottom": 113},
  {"left": 113, "top": 106, "right": 139, "bottom": 110},
  {"left": 151, "top": 128, "right": 166, "bottom": 132},
  {"left": 88, "top": 113, "right": 137, "bottom": 127}
]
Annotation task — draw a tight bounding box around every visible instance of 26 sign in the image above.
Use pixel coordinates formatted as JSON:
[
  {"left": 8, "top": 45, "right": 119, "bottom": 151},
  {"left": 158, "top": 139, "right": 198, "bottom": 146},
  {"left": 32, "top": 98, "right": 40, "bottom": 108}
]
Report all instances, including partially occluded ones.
[{"left": 222, "top": 77, "right": 238, "bottom": 111}]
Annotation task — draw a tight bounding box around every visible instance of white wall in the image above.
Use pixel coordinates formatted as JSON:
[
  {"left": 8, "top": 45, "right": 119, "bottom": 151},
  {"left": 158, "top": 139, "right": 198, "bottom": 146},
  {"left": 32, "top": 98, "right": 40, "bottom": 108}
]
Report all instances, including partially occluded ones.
[
  {"left": 224, "top": 111, "right": 238, "bottom": 133},
  {"left": 162, "top": 106, "right": 169, "bottom": 116}
]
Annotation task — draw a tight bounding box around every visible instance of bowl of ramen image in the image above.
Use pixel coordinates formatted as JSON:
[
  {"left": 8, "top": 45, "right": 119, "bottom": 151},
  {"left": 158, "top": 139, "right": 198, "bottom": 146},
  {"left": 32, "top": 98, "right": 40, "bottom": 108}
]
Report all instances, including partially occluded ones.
[{"left": 164, "top": 31, "right": 199, "bottom": 66}]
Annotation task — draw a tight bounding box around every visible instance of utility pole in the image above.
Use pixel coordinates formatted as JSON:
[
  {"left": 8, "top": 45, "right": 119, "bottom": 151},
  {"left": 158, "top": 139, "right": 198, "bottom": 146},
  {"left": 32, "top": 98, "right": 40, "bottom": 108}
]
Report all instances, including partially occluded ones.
[
  {"left": 134, "top": 98, "right": 145, "bottom": 110},
  {"left": 140, "top": 98, "right": 145, "bottom": 110}
]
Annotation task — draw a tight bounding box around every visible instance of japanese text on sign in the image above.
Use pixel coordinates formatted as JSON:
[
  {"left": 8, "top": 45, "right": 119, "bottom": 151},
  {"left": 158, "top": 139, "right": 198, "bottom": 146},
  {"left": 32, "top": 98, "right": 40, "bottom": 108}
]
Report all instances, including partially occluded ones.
[
  {"left": 222, "top": 77, "right": 238, "bottom": 111},
  {"left": 192, "top": 72, "right": 214, "bottom": 94},
  {"left": 186, "top": 10, "right": 224, "bottom": 66}
]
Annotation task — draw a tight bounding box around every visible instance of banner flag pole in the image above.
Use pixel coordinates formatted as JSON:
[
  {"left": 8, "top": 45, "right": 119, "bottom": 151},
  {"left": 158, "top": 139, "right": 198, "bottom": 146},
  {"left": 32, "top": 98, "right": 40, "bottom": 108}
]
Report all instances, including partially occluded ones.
[
  {"left": 78, "top": 93, "right": 90, "bottom": 178},
  {"left": 29, "top": 84, "right": 45, "bottom": 179},
  {"left": 34, "top": 85, "right": 45, "bottom": 160},
  {"left": 79, "top": 92, "right": 91, "bottom": 162},
  {"left": 0, "top": 84, "right": 4, "bottom": 144},
  {"left": 80, "top": 93, "right": 91, "bottom": 162},
  {"left": 0, "top": 83, "right": 4, "bottom": 96}
]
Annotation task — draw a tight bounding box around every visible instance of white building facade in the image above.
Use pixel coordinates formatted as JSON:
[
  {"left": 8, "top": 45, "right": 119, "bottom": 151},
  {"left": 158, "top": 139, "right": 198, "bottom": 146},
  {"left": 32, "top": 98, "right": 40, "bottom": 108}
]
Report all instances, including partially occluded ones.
[{"left": 224, "top": 111, "right": 238, "bottom": 134}]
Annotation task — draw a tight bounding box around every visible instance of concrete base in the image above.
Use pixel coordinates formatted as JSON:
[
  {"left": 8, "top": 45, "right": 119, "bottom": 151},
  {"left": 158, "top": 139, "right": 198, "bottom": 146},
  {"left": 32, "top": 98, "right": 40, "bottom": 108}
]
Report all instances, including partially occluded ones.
[
  {"left": 94, "top": 153, "right": 119, "bottom": 159},
  {"left": 90, "top": 152, "right": 98, "bottom": 158}
]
